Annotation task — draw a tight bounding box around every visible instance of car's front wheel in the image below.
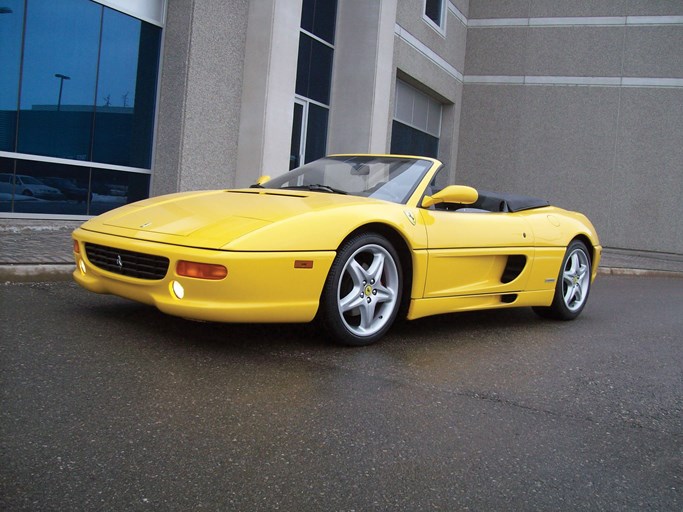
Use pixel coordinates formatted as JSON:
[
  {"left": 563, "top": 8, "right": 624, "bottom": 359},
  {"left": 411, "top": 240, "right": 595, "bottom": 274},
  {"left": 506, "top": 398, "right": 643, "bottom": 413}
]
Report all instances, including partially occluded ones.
[
  {"left": 533, "top": 240, "right": 592, "bottom": 320},
  {"left": 321, "top": 233, "right": 402, "bottom": 346}
]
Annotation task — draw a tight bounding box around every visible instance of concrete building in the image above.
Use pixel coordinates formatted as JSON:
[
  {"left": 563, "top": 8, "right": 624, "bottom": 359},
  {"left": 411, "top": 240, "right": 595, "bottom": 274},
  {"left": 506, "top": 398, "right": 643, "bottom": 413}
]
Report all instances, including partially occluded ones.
[{"left": 1, "top": 0, "right": 681, "bottom": 255}]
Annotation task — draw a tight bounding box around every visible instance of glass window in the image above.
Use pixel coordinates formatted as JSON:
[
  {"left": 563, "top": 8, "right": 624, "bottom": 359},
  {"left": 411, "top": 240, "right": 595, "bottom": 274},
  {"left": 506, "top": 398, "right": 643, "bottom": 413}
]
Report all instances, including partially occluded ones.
[
  {"left": 0, "top": 157, "right": 150, "bottom": 216},
  {"left": 92, "top": 9, "right": 161, "bottom": 168},
  {"left": 391, "top": 121, "right": 439, "bottom": 158},
  {"left": 301, "top": 0, "right": 338, "bottom": 44},
  {"left": 290, "top": 102, "right": 304, "bottom": 170},
  {"left": 0, "top": 1, "right": 24, "bottom": 152},
  {"left": 427, "top": 99, "right": 441, "bottom": 136},
  {"left": 395, "top": 81, "right": 414, "bottom": 125},
  {"left": 394, "top": 79, "right": 442, "bottom": 138},
  {"left": 90, "top": 169, "right": 149, "bottom": 216},
  {"left": 425, "top": 0, "right": 444, "bottom": 27},
  {"left": 296, "top": 34, "right": 334, "bottom": 106},
  {"left": 292, "top": 0, "right": 337, "bottom": 170},
  {"left": 304, "top": 103, "right": 329, "bottom": 164},
  {"left": 14, "top": 0, "right": 160, "bottom": 169},
  {"left": 413, "top": 93, "right": 429, "bottom": 133},
  {"left": 17, "top": 0, "right": 101, "bottom": 160},
  {"left": 0, "top": 158, "right": 15, "bottom": 212},
  {"left": 0, "top": 0, "right": 161, "bottom": 217},
  {"left": 11, "top": 159, "right": 91, "bottom": 215}
]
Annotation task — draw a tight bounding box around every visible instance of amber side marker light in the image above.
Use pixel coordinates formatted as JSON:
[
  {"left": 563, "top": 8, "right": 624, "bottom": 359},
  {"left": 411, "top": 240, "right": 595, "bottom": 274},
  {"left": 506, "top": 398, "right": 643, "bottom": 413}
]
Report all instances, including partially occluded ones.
[
  {"left": 176, "top": 260, "right": 227, "bottom": 280},
  {"left": 294, "top": 260, "right": 314, "bottom": 269}
]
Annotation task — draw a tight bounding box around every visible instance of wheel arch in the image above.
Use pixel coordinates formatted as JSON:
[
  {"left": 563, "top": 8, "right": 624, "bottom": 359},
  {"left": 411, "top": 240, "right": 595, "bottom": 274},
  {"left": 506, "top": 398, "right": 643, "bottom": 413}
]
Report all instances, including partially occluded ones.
[
  {"left": 335, "top": 222, "right": 414, "bottom": 319},
  {"left": 571, "top": 234, "right": 596, "bottom": 264}
]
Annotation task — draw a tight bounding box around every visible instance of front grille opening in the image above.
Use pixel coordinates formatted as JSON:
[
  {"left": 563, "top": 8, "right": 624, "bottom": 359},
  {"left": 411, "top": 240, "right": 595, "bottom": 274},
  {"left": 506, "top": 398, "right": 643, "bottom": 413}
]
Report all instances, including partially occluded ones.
[{"left": 85, "top": 243, "right": 169, "bottom": 280}]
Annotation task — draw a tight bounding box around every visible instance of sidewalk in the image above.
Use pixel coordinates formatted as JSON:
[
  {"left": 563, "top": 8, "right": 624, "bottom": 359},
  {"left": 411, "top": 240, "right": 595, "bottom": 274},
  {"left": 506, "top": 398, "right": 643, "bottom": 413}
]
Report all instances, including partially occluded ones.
[{"left": 1, "top": 219, "right": 682, "bottom": 281}]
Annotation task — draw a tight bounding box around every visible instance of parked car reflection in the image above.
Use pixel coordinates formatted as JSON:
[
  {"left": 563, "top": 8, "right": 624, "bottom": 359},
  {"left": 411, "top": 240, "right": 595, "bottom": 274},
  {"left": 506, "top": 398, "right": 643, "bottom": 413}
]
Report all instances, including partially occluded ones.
[
  {"left": 42, "top": 177, "right": 90, "bottom": 202},
  {"left": 0, "top": 173, "right": 62, "bottom": 200}
]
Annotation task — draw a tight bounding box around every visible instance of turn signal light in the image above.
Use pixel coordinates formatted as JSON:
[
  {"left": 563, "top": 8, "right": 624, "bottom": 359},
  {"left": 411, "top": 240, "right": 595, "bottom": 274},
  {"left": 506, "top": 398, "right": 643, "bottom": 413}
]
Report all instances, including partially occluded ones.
[
  {"left": 176, "top": 260, "right": 227, "bottom": 280},
  {"left": 73, "top": 240, "right": 80, "bottom": 253}
]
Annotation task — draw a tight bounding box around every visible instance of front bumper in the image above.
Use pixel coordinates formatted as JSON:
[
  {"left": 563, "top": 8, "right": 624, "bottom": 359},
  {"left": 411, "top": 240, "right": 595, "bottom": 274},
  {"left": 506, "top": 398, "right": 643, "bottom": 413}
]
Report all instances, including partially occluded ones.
[{"left": 72, "top": 228, "right": 335, "bottom": 323}]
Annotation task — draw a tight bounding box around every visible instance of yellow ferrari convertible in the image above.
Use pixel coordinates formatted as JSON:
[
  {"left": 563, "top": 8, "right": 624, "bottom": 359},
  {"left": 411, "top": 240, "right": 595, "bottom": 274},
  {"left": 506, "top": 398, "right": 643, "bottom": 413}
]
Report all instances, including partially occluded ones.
[{"left": 72, "top": 155, "right": 601, "bottom": 345}]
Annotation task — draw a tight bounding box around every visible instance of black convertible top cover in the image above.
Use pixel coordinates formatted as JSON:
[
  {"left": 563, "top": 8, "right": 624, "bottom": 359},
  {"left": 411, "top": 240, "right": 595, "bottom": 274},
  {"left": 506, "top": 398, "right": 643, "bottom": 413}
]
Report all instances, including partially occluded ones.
[{"left": 473, "top": 190, "right": 550, "bottom": 212}]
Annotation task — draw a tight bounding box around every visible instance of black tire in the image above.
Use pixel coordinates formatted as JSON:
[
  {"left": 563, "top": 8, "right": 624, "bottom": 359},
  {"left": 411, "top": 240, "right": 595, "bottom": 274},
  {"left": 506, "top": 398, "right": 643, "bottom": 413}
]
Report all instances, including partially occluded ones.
[
  {"left": 320, "top": 233, "right": 402, "bottom": 346},
  {"left": 533, "top": 240, "right": 592, "bottom": 320}
]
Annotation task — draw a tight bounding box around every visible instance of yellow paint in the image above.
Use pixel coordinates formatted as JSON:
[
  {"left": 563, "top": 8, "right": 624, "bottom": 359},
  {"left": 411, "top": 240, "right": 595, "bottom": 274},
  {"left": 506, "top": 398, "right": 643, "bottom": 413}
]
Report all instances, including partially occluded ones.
[{"left": 72, "top": 154, "right": 602, "bottom": 326}]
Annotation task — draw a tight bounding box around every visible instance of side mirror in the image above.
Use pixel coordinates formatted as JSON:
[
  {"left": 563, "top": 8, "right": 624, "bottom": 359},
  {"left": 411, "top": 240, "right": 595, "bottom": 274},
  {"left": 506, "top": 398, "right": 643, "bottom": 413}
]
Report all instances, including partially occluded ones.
[
  {"left": 422, "top": 185, "right": 478, "bottom": 208},
  {"left": 250, "top": 175, "right": 271, "bottom": 188}
]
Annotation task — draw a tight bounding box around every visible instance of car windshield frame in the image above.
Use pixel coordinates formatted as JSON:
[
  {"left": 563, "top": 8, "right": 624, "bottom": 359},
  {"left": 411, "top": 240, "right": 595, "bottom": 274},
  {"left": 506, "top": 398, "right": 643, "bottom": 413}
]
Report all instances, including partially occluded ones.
[{"left": 262, "top": 156, "right": 435, "bottom": 205}]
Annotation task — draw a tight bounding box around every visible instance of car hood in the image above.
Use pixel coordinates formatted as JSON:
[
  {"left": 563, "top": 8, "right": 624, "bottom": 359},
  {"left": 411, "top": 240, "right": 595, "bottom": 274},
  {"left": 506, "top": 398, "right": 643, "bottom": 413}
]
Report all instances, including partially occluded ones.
[{"left": 81, "top": 189, "right": 385, "bottom": 249}]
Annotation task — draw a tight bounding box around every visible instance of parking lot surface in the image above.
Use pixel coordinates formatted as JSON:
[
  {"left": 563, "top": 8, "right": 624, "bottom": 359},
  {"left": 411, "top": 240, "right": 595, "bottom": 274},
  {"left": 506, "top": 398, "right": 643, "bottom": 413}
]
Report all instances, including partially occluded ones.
[{"left": 1, "top": 276, "right": 681, "bottom": 511}]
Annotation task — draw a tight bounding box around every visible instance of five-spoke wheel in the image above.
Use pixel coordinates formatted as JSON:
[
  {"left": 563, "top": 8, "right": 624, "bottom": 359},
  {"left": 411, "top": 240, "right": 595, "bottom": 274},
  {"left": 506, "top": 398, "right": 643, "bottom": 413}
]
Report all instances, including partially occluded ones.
[
  {"left": 533, "top": 240, "right": 592, "bottom": 320},
  {"left": 321, "top": 233, "right": 402, "bottom": 346}
]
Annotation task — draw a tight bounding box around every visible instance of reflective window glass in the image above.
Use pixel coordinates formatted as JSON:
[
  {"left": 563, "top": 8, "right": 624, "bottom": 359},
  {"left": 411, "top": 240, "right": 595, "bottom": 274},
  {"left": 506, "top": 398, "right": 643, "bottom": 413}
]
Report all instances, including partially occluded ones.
[
  {"left": 11, "top": 160, "right": 91, "bottom": 215},
  {"left": 305, "top": 104, "right": 329, "bottom": 164},
  {"left": 425, "top": 0, "right": 444, "bottom": 27},
  {"left": 92, "top": 9, "right": 161, "bottom": 168},
  {"left": 413, "top": 93, "right": 429, "bottom": 133},
  {"left": 14, "top": 0, "right": 160, "bottom": 170},
  {"left": 395, "top": 81, "right": 414, "bottom": 125},
  {"left": 0, "top": 157, "right": 150, "bottom": 216},
  {"left": 296, "top": 34, "right": 333, "bottom": 106},
  {"left": 301, "top": 0, "right": 337, "bottom": 44},
  {"left": 290, "top": 103, "right": 304, "bottom": 169},
  {"left": 0, "top": 1, "right": 24, "bottom": 152},
  {"left": 394, "top": 79, "right": 442, "bottom": 138},
  {"left": 89, "top": 169, "right": 150, "bottom": 216},
  {"left": 1, "top": 0, "right": 161, "bottom": 217},
  {"left": 0, "top": 158, "right": 15, "bottom": 212},
  {"left": 17, "top": 0, "right": 101, "bottom": 160},
  {"left": 391, "top": 120, "right": 439, "bottom": 158}
]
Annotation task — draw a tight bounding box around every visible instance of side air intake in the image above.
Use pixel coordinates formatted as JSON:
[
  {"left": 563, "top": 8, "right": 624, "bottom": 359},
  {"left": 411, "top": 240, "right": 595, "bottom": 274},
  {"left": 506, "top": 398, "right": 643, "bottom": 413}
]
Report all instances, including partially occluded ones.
[{"left": 501, "top": 255, "right": 527, "bottom": 284}]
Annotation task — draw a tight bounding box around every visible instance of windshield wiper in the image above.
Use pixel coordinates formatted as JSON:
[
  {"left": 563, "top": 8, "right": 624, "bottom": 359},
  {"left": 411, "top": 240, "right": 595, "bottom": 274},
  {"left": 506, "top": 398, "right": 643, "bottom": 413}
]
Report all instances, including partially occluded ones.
[{"left": 283, "top": 184, "right": 347, "bottom": 195}]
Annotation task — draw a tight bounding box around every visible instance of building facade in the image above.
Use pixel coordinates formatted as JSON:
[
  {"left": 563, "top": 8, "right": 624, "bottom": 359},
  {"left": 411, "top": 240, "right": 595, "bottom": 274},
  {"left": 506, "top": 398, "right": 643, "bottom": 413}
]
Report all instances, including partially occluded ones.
[{"left": 1, "top": 0, "right": 682, "bottom": 255}]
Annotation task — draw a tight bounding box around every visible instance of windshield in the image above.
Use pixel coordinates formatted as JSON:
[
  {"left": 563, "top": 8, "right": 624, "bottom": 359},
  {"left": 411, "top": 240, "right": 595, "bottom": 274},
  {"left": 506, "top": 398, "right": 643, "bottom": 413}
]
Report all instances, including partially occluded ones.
[{"left": 262, "top": 156, "right": 434, "bottom": 204}]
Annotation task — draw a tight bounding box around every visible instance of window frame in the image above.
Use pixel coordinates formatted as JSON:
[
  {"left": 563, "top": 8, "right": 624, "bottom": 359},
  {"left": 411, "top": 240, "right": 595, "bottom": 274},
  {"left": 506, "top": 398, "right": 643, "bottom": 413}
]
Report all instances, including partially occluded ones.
[{"left": 423, "top": 0, "right": 447, "bottom": 34}]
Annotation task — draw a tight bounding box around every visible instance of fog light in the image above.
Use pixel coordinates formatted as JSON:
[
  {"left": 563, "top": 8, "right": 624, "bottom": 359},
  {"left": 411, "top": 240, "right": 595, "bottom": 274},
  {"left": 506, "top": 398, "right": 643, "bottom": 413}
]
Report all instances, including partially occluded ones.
[
  {"left": 171, "top": 280, "right": 185, "bottom": 299},
  {"left": 78, "top": 259, "right": 87, "bottom": 274}
]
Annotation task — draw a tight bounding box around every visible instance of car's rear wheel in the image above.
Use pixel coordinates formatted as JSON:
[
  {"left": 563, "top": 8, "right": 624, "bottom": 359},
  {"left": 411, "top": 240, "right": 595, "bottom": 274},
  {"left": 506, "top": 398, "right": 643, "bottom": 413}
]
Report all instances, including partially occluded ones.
[
  {"left": 321, "top": 233, "right": 402, "bottom": 346},
  {"left": 533, "top": 240, "right": 591, "bottom": 320}
]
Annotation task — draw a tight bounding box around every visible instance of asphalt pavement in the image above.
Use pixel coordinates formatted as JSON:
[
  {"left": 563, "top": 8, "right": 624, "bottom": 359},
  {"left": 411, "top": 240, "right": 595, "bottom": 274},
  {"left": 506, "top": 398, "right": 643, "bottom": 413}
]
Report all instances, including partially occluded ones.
[
  {"left": 1, "top": 275, "right": 681, "bottom": 510},
  {"left": 1, "top": 219, "right": 682, "bottom": 281}
]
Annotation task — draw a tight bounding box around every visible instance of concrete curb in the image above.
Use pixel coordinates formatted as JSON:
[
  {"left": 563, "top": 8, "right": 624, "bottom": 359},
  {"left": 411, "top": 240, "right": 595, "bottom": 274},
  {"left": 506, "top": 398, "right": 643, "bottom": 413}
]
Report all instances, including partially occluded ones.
[
  {"left": 1, "top": 263, "right": 681, "bottom": 283},
  {"left": 597, "top": 267, "right": 683, "bottom": 278},
  {"left": 0, "top": 264, "right": 75, "bottom": 283}
]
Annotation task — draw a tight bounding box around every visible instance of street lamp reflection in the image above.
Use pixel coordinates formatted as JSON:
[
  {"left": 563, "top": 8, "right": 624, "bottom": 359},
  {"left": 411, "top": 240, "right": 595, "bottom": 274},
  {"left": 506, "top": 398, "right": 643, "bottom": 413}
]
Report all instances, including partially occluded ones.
[{"left": 54, "top": 73, "right": 71, "bottom": 111}]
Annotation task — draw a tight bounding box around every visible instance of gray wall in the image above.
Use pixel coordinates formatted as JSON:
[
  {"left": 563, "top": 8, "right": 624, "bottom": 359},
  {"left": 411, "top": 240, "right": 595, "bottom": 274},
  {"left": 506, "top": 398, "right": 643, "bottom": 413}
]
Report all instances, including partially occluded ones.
[{"left": 457, "top": 1, "right": 683, "bottom": 254}]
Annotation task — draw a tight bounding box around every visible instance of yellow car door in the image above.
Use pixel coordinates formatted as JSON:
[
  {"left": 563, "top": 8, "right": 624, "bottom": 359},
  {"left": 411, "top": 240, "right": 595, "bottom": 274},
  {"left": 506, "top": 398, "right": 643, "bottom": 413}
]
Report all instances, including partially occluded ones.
[{"left": 419, "top": 209, "right": 535, "bottom": 298}]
